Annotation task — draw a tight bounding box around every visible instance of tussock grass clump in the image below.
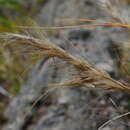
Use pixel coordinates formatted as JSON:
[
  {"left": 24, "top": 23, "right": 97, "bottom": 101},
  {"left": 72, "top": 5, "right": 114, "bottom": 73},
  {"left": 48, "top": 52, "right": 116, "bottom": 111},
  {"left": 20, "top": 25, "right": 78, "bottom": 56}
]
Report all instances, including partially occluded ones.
[{"left": 1, "top": 32, "right": 130, "bottom": 93}]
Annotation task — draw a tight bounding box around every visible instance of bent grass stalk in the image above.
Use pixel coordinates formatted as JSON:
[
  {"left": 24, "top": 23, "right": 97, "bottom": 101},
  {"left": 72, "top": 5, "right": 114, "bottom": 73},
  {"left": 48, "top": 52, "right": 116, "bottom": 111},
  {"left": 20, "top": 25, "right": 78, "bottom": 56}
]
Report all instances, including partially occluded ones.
[{"left": 1, "top": 33, "right": 130, "bottom": 93}]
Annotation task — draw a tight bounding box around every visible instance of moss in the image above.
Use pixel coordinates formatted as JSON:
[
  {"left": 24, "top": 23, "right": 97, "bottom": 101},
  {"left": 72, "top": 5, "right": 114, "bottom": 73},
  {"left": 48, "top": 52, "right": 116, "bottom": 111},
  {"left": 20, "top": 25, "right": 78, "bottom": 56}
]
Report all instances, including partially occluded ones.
[{"left": 8, "top": 79, "right": 21, "bottom": 95}]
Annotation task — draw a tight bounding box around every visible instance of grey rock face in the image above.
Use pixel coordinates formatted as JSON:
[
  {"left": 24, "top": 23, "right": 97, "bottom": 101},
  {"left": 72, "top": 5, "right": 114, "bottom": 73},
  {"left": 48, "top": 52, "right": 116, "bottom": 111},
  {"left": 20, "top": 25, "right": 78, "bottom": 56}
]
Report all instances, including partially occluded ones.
[
  {"left": 36, "top": 0, "right": 104, "bottom": 25},
  {"left": 3, "top": 0, "right": 130, "bottom": 130}
]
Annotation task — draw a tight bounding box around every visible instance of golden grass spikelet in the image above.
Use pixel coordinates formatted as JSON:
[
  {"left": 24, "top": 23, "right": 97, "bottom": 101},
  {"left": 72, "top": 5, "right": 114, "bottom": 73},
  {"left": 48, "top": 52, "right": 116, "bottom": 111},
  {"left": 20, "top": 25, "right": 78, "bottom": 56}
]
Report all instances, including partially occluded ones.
[{"left": 1, "top": 33, "right": 130, "bottom": 93}]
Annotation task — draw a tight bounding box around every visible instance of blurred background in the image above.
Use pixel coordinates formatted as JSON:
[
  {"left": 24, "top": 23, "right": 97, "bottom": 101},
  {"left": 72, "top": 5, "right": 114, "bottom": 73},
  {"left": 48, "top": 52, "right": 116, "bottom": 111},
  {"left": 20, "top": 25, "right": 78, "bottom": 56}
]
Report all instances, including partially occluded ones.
[
  {"left": 0, "top": 0, "right": 47, "bottom": 128},
  {"left": 1, "top": 0, "right": 130, "bottom": 130}
]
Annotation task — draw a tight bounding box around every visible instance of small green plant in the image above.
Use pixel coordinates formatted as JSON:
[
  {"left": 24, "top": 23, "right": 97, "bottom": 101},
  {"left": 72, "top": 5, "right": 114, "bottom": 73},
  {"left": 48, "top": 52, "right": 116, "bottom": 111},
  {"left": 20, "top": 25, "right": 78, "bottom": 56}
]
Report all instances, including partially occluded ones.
[{"left": 0, "top": 0, "right": 47, "bottom": 31}]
